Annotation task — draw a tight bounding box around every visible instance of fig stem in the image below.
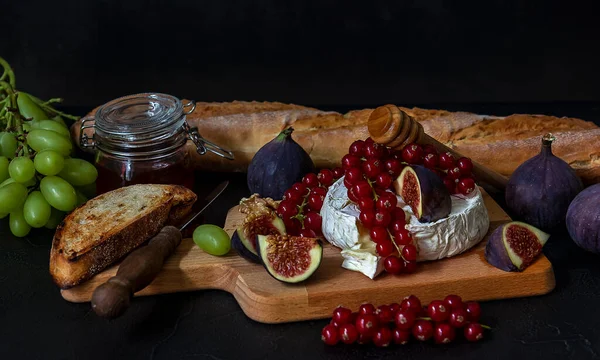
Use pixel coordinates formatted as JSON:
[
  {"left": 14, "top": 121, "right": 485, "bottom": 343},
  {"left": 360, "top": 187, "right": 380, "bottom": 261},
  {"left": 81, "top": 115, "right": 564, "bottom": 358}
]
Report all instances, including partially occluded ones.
[
  {"left": 277, "top": 127, "right": 294, "bottom": 141},
  {"left": 541, "top": 133, "right": 555, "bottom": 156}
]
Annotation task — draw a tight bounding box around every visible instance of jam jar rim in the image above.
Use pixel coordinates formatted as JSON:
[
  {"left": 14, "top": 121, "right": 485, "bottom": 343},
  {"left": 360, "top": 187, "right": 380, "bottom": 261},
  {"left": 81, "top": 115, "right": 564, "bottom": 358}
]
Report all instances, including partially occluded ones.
[{"left": 94, "top": 92, "right": 184, "bottom": 139}]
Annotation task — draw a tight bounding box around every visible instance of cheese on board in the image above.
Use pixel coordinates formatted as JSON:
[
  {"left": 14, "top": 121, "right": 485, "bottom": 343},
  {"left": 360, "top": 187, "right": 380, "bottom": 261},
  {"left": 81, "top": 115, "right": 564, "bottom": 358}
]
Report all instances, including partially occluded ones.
[{"left": 320, "top": 177, "right": 490, "bottom": 279}]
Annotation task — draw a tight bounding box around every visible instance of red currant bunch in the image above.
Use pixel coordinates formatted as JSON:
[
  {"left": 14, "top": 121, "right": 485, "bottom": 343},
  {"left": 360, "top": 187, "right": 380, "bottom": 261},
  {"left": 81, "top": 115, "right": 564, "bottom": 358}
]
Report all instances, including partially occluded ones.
[
  {"left": 276, "top": 168, "right": 343, "bottom": 237},
  {"left": 321, "top": 294, "right": 490, "bottom": 346}
]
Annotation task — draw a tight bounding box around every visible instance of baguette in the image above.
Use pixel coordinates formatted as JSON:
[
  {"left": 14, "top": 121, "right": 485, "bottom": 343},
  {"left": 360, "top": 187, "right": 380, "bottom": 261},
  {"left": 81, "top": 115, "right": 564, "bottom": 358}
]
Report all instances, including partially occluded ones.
[
  {"left": 49, "top": 184, "right": 197, "bottom": 289},
  {"left": 72, "top": 100, "right": 600, "bottom": 185}
]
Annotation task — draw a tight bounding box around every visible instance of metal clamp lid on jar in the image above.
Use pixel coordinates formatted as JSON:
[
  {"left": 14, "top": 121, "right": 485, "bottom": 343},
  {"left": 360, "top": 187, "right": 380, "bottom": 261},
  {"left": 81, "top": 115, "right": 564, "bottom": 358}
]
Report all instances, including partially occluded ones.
[{"left": 79, "top": 93, "right": 235, "bottom": 160}]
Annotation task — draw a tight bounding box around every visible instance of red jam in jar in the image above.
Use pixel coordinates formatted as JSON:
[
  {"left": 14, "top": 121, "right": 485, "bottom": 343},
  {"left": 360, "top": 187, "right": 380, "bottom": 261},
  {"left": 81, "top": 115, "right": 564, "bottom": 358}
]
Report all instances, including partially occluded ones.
[{"left": 79, "top": 93, "right": 233, "bottom": 195}]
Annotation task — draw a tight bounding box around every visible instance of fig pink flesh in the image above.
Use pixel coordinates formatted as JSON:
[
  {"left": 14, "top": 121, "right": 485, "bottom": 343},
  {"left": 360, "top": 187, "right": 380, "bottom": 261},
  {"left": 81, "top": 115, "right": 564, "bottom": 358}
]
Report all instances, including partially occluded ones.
[
  {"left": 505, "top": 224, "right": 542, "bottom": 268},
  {"left": 402, "top": 170, "right": 421, "bottom": 217}
]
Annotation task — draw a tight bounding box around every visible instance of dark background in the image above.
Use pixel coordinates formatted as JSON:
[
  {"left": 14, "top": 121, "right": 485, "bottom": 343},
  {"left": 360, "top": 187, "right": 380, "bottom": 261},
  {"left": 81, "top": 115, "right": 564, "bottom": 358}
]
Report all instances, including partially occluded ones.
[{"left": 1, "top": 0, "right": 600, "bottom": 112}]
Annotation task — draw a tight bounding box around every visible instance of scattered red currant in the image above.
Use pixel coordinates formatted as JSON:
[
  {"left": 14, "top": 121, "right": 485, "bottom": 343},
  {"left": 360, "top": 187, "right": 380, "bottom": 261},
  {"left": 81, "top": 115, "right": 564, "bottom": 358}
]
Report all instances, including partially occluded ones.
[
  {"left": 464, "top": 323, "right": 484, "bottom": 342},
  {"left": 401, "top": 143, "right": 424, "bottom": 164},
  {"left": 443, "top": 294, "right": 463, "bottom": 310},
  {"left": 401, "top": 244, "right": 418, "bottom": 262},
  {"left": 412, "top": 319, "right": 434, "bottom": 341},
  {"left": 434, "top": 323, "right": 456, "bottom": 344},
  {"left": 457, "top": 157, "right": 473, "bottom": 175},
  {"left": 349, "top": 140, "right": 366, "bottom": 157},
  {"left": 318, "top": 169, "right": 334, "bottom": 186},
  {"left": 372, "top": 327, "right": 392, "bottom": 347},
  {"left": 384, "top": 255, "right": 403, "bottom": 274},
  {"left": 465, "top": 301, "right": 482, "bottom": 322},
  {"left": 355, "top": 314, "right": 379, "bottom": 337},
  {"left": 321, "top": 324, "right": 339, "bottom": 345},
  {"left": 338, "top": 323, "right": 359, "bottom": 344},
  {"left": 458, "top": 177, "right": 476, "bottom": 195},
  {"left": 394, "top": 309, "right": 416, "bottom": 330},
  {"left": 438, "top": 152, "right": 455, "bottom": 169},
  {"left": 427, "top": 300, "right": 450, "bottom": 322},
  {"left": 358, "top": 303, "right": 376, "bottom": 316},
  {"left": 449, "top": 308, "right": 468, "bottom": 328}
]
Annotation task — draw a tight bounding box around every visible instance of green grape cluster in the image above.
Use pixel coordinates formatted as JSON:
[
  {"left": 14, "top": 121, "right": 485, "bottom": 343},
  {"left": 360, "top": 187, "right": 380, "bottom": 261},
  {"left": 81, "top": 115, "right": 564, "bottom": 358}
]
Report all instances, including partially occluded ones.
[{"left": 1, "top": 56, "right": 97, "bottom": 237}]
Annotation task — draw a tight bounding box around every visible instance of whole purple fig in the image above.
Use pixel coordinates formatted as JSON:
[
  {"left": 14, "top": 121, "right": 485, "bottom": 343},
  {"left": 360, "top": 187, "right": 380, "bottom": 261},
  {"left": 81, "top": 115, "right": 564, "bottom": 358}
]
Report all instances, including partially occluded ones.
[
  {"left": 247, "top": 127, "right": 315, "bottom": 200},
  {"left": 566, "top": 184, "right": 600, "bottom": 254},
  {"left": 505, "top": 133, "right": 583, "bottom": 233}
]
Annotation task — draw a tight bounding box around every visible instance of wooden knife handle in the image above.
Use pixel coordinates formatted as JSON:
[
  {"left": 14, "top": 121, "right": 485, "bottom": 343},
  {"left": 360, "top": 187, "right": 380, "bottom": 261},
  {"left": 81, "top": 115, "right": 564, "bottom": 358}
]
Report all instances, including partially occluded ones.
[{"left": 90, "top": 226, "right": 182, "bottom": 319}]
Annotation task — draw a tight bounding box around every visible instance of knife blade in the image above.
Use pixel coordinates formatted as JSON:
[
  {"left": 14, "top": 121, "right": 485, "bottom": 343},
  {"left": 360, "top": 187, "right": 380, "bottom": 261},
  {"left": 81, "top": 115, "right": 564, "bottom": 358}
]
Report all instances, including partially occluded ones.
[{"left": 90, "top": 181, "right": 229, "bottom": 319}]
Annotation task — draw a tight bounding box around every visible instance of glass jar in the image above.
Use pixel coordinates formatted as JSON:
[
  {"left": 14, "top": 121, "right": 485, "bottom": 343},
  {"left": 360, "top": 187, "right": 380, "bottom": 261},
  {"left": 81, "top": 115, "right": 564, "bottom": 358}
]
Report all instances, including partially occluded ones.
[{"left": 79, "top": 93, "right": 234, "bottom": 195}]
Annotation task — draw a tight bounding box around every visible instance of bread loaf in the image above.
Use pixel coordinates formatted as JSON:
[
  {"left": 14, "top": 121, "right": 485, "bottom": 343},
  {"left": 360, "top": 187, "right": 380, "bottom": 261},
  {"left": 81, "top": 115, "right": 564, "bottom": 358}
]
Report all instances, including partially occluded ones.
[{"left": 72, "top": 100, "right": 600, "bottom": 185}]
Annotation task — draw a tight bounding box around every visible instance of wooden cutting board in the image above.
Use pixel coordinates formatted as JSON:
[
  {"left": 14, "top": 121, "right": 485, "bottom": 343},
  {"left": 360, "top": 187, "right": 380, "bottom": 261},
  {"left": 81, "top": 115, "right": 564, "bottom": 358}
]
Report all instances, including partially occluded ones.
[{"left": 61, "top": 189, "right": 555, "bottom": 324}]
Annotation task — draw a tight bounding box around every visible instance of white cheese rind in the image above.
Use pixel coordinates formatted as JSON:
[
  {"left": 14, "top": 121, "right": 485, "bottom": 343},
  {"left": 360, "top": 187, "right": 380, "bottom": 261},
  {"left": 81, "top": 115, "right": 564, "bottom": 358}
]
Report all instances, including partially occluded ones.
[{"left": 320, "top": 177, "right": 490, "bottom": 279}]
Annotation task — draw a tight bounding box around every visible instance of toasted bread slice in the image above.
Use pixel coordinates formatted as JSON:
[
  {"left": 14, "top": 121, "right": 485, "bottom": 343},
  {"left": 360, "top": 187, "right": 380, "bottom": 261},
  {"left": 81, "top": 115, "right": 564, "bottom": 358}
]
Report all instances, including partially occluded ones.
[{"left": 50, "top": 184, "right": 197, "bottom": 289}]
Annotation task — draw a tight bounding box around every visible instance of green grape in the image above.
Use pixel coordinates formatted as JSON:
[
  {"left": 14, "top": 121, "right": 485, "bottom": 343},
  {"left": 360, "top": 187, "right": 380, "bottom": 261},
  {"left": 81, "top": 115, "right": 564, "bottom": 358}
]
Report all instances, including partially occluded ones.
[
  {"left": 23, "top": 191, "right": 52, "bottom": 228},
  {"left": 0, "top": 176, "right": 35, "bottom": 188},
  {"left": 76, "top": 182, "right": 96, "bottom": 199},
  {"left": 27, "top": 129, "right": 72, "bottom": 156},
  {"left": 44, "top": 207, "right": 65, "bottom": 229},
  {"left": 58, "top": 158, "right": 98, "bottom": 186},
  {"left": 75, "top": 190, "right": 87, "bottom": 207},
  {"left": 0, "top": 182, "right": 28, "bottom": 213},
  {"left": 30, "top": 120, "right": 70, "bottom": 138},
  {"left": 52, "top": 115, "right": 67, "bottom": 127},
  {"left": 40, "top": 176, "right": 77, "bottom": 212},
  {"left": 0, "top": 156, "right": 9, "bottom": 183},
  {"left": 8, "top": 156, "right": 36, "bottom": 183},
  {"left": 9, "top": 207, "right": 32, "bottom": 237},
  {"left": 0, "top": 132, "right": 18, "bottom": 158},
  {"left": 34, "top": 150, "right": 65, "bottom": 176},
  {"left": 17, "top": 92, "right": 47, "bottom": 122},
  {"left": 192, "top": 224, "right": 231, "bottom": 256}
]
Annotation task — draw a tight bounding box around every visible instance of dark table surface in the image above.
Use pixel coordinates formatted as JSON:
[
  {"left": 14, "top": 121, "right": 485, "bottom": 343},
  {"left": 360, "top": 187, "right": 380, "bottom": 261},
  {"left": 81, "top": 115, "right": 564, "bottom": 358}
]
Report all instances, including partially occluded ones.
[{"left": 1, "top": 102, "right": 600, "bottom": 360}]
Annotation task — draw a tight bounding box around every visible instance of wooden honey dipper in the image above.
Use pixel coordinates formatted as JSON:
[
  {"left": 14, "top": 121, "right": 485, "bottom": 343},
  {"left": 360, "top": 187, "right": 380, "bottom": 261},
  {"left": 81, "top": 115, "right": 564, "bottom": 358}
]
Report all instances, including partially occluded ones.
[{"left": 367, "top": 104, "right": 508, "bottom": 191}]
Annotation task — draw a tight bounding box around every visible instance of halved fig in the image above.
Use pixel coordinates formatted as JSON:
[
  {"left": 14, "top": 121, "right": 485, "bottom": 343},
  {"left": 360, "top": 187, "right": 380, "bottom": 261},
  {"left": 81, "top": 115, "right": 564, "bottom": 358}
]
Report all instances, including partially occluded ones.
[
  {"left": 393, "top": 165, "right": 451, "bottom": 223},
  {"left": 257, "top": 234, "right": 323, "bottom": 283},
  {"left": 484, "top": 221, "right": 550, "bottom": 272},
  {"left": 233, "top": 194, "right": 287, "bottom": 263}
]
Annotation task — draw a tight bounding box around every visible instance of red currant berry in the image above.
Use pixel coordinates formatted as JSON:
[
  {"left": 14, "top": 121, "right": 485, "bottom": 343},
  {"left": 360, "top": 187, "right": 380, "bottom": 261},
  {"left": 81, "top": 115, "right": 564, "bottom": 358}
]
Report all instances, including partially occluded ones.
[
  {"left": 401, "top": 143, "right": 424, "bottom": 164},
  {"left": 422, "top": 144, "right": 438, "bottom": 155},
  {"left": 359, "top": 209, "right": 375, "bottom": 228},
  {"left": 448, "top": 308, "right": 468, "bottom": 328},
  {"left": 384, "top": 255, "right": 403, "bottom": 274},
  {"left": 307, "top": 193, "right": 325, "bottom": 212},
  {"left": 347, "top": 186, "right": 360, "bottom": 202},
  {"left": 372, "top": 327, "right": 392, "bottom": 347},
  {"left": 457, "top": 157, "right": 474, "bottom": 175},
  {"left": 393, "top": 229, "right": 412, "bottom": 246},
  {"left": 332, "top": 306, "right": 353, "bottom": 324},
  {"left": 376, "top": 240, "right": 395, "bottom": 257},
  {"left": 352, "top": 180, "right": 372, "bottom": 198},
  {"left": 401, "top": 244, "right": 418, "bottom": 262},
  {"left": 447, "top": 166, "right": 462, "bottom": 180},
  {"left": 389, "top": 219, "right": 405, "bottom": 233},
  {"left": 391, "top": 207, "right": 406, "bottom": 222},
  {"left": 344, "top": 167, "right": 363, "bottom": 185},
  {"left": 423, "top": 153, "right": 439, "bottom": 169},
  {"left": 299, "top": 229, "right": 316, "bottom": 237},
  {"left": 291, "top": 182, "right": 309, "bottom": 195},
  {"left": 434, "top": 323, "right": 456, "bottom": 344},
  {"left": 364, "top": 141, "right": 386, "bottom": 159},
  {"left": 465, "top": 301, "right": 482, "bottom": 322},
  {"left": 458, "top": 177, "right": 476, "bottom": 195},
  {"left": 443, "top": 294, "right": 463, "bottom": 310},
  {"left": 438, "top": 152, "right": 456, "bottom": 170},
  {"left": 277, "top": 200, "right": 298, "bottom": 218},
  {"left": 373, "top": 210, "right": 392, "bottom": 227},
  {"left": 443, "top": 176, "right": 457, "bottom": 194},
  {"left": 394, "top": 309, "right": 416, "bottom": 330},
  {"left": 283, "top": 217, "right": 302, "bottom": 235},
  {"left": 376, "top": 305, "right": 394, "bottom": 323},
  {"left": 318, "top": 169, "right": 335, "bottom": 187},
  {"left": 355, "top": 314, "right": 379, "bottom": 337},
  {"left": 358, "top": 196, "right": 375, "bottom": 211},
  {"left": 376, "top": 192, "right": 397, "bottom": 211},
  {"left": 400, "top": 295, "right": 422, "bottom": 313},
  {"left": 364, "top": 137, "right": 374, "bottom": 145},
  {"left": 384, "top": 158, "right": 404, "bottom": 177},
  {"left": 389, "top": 302, "right": 401, "bottom": 314},
  {"left": 338, "top": 323, "right": 359, "bottom": 344},
  {"left": 362, "top": 158, "right": 382, "bottom": 179},
  {"left": 321, "top": 324, "right": 339, "bottom": 345},
  {"left": 392, "top": 328, "right": 411, "bottom": 345},
  {"left": 427, "top": 300, "right": 450, "bottom": 322},
  {"left": 370, "top": 226, "right": 390, "bottom": 243},
  {"left": 412, "top": 319, "right": 434, "bottom": 341},
  {"left": 283, "top": 189, "right": 303, "bottom": 204},
  {"left": 332, "top": 167, "right": 344, "bottom": 179},
  {"left": 349, "top": 140, "right": 366, "bottom": 157},
  {"left": 302, "top": 173, "right": 319, "bottom": 187},
  {"left": 464, "top": 323, "right": 485, "bottom": 342},
  {"left": 358, "top": 303, "right": 376, "bottom": 316},
  {"left": 403, "top": 260, "right": 418, "bottom": 273},
  {"left": 390, "top": 150, "right": 403, "bottom": 161},
  {"left": 342, "top": 154, "right": 362, "bottom": 170},
  {"left": 304, "top": 212, "right": 322, "bottom": 232},
  {"left": 357, "top": 333, "right": 372, "bottom": 345},
  {"left": 374, "top": 172, "right": 393, "bottom": 189}
]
